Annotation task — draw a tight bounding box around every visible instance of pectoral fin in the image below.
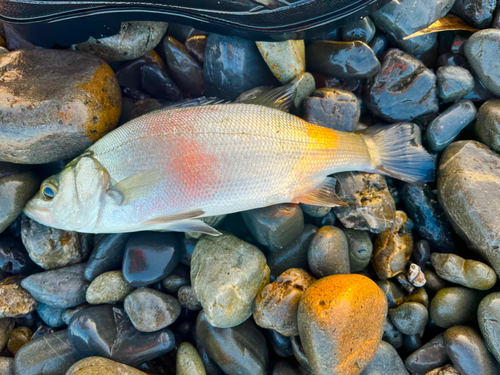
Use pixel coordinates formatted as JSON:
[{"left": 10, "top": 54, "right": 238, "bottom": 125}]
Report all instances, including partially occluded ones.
[
  {"left": 106, "top": 169, "right": 161, "bottom": 206},
  {"left": 165, "top": 220, "right": 222, "bottom": 236},
  {"left": 295, "top": 177, "right": 347, "bottom": 207},
  {"left": 142, "top": 209, "right": 206, "bottom": 225},
  {"left": 238, "top": 82, "right": 296, "bottom": 112}
]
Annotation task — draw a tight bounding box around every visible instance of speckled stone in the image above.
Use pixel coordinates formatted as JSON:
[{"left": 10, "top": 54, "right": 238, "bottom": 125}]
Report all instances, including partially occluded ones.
[
  {"left": 0, "top": 318, "right": 14, "bottom": 351},
  {"left": 478, "top": 292, "right": 500, "bottom": 364},
  {"left": 476, "top": 99, "right": 500, "bottom": 153},
  {"left": 0, "top": 357, "right": 13, "bottom": 375},
  {"left": 0, "top": 277, "right": 37, "bottom": 318},
  {"left": 360, "top": 341, "right": 409, "bottom": 375},
  {"left": 86, "top": 271, "right": 134, "bottom": 304},
  {"left": 342, "top": 17, "right": 376, "bottom": 44},
  {"left": 436, "top": 66, "right": 474, "bottom": 103},
  {"left": 177, "top": 285, "right": 202, "bottom": 311},
  {"left": 405, "top": 333, "right": 448, "bottom": 375},
  {"left": 256, "top": 40, "right": 305, "bottom": 84},
  {"left": 176, "top": 342, "right": 206, "bottom": 375},
  {"left": 66, "top": 357, "right": 149, "bottom": 375},
  {"left": 307, "top": 226, "right": 350, "bottom": 277},
  {"left": 388, "top": 302, "right": 428, "bottom": 336},
  {"left": 430, "top": 287, "right": 482, "bottom": 328},
  {"left": 36, "top": 303, "right": 65, "bottom": 327},
  {"left": 426, "top": 365, "right": 460, "bottom": 375},
  {"left": 452, "top": 0, "right": 497, "bottom": 28},
  {"left": 343, "top": 228, "right": 372, "bottom": 272}
]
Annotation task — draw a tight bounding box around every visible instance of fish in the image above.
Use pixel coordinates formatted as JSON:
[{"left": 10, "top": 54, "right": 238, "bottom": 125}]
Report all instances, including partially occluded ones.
[{"left": 23, "top": 87, "right": 434, "bottom": 235}]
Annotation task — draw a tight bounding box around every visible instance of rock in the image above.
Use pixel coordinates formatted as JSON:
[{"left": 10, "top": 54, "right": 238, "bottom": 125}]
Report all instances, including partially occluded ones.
[
  {"left": 464, "top": 76, "right": 495, "bottom": 102},
  {"left": 0, "top": 357, "right": 13, "bottom": 375},
  {"left": 7, "top": 326, "right": 32, "bottom": 355},
  {"left": 177, "top": 285, "right": 202, "bottom": 311},
  {"left": 253, "top": 268, "right": 316, "bottom": 337},
  {"left": 140, "top": 64, "right": 183, "bottom": 101},
  {"left": 405, "top": 288, "right": 429, "bottom": 308},
  {"left": 404, "top": 335, "right": 423, "bottom": 354},
  {"left": 123, "top": 232, "right": 181, "bottom": 287},
  {"left": 84, "top": 233, "right": 130, "bottom": 282},
  {"left": 124, "top": 288, "right": 180, "bottom": 333},
  {"left": 267, "top": 329, "right": 293, "bottom": 357},
  {"left": 382, "top": 316, "right": 403, "bottom": 349},
  {"left": 204, "top": 34, "right": 277, "bottom": 100},
  {"left": 290, "top": 336, "right": 312, "bottom": 372},
  {"left": 306, "top": 41, "right": 380, "bottom": 78},
  {"left": 289, "top": 72, "right": 317, "bottom": 111},
  {"left": 333, "top": 172, "right": 396, "bottom": 233},
  {"left": 68, "top": 304, "right": 175, "bottom": 366},
  {"left": 396, "top": 273, "right": 416, "bottom": 293},
  {"left": 21, "top": 216, "right": 92, "bottom": 270},
  {"left": 272, "top": 360, "right": 300, "bottom": 375},
  {"left": 191, "top": 233, "right": 270, "bottom": 328},
  {"left": 436, "top": 66, "right": 474, "bottom": 103},
  {"left": 303, "top": 88, "right": 360, "bottom": 132},
  {"left": 185, "top": 34, "right": 208, "bottom": 64},
  {"left": 256, "top": 40, "right": 305, "bottom": 84},
  {"left": 444, "top": 326, "right": 500, "bottom": 375},
  {"left": 452, "top": 0, "right": 496, "bottom": 29},
  {"left": 74, "top": 21, "right": 168, "bottom": 62},
  {"left": 297, "top": 274, "right": 387, "bottom": 375},
  {"left": 400, "top": 184, "right": 454, "bottom": 252},
  {"left": 0, "top": 50, "right": 121, "bottom": 164},
  {"left": 31, "top": 325, "right": 56, "bottom": 341},
  {"left": 67, "top": 357, "right": 149, "bottom": 375},
  {"left": 36, "top": 303, "right": 65, "bottom": 327},
  {"left": 176, "top": 342, "right": 206, "bottom": 375},
  {"left": 405, "top": 333, "right": 448, "bottom": 375},
  {"left": 413, "top": 240, "right": 431, "bottom": 270},
  {"left": 167, "top": 23, "right": 207, "bottom": 44},
  {"left": 62, "top": 304, "right": 91, "bottom": 325},
  {"left": 343, "top": 228, "right": 372, "bottom": 272},
  {"left": 424, "top": 270, "right": 450, "bottom": 294},
  {"left": 115, "top": 50, "right": 165, "bottom": 90},
  {"left": 360, "top": 341, "right": 409, "bottom": 375},
  {"left": 342, "top": 17, "right": 376, "bottom": 44},
  {"left": 242, "top": 204, "right": 304, "bottom": 250},
  {"left": 372, "top": 211, "right": 413, "bottom": 280},
  {"left": 0, "top": 277, "right": 37, "bottom": 318},
  {"left": 13, "top": 329, "right": 81, "bottom": 375},
  {"left": 307, "top": 226, "right": 350, "bottom": 277},
  {"left": 388, "top": 302, "right": 428, "bottom": 336},
  {"left": 86, "top": 270, "right": 134, "bottom": 304},
  {"left": 369, "top": 34, "right": 389, "bottom": 58},
  {"left": 476, "top": 99, "right": 500, "bottom": 152},
  {"left": 366, "top": 49, "right": 438, "bottom": 122},
  {"left": 430, "top": 287, "right": 482, "bottom": 328},
  {"left": 376, "top": 280, "right": 405, "bottom": 308},
  {"left": 196, "top": 311, "right": 268, "bottom": 375},
  {"left": 437, "top": 141, "right": 500, "bottom": 275},
  {"left": 407, "top": 264, "right": 426, "bottom": 287},
  {"left": 195, "top": 335, "right": 224, "bottom": 375},
  {"left": 21, "top": 263, "right": 89, "bottom": 309},
  {"left": 478, "top": 292, "right": 500, "bottom": 365},
  {"left": 0, "top": 318, "right": 14, "bottom": 352},
  {"left": 0, "top": 236, "right": 36, "bottom": 275},
  {"left": 300, "top": 204, "right": 331, "bottom": 218},
  {"left": 426, "top": 365, "right": 460, "bottom": 375},
  {"left": 162, "top": 264, "right": 190, "bottom": 293},
  {"left": 156, "top": 36, "right": 204, "bottom": 97},
  {"left": 431, "top": 253, "right": 497, "bottom": 290}
]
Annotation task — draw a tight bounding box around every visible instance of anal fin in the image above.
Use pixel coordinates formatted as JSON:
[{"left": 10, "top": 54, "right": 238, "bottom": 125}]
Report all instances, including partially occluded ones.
[
  {"left": 142, "top": 209, "right": 206, "bottom": 225},
  {"left": 166, "top": 220, "right": 222, "bottom": 236},
  {"left": 295, "top": 177, "right": 347, "bottom": 207}
]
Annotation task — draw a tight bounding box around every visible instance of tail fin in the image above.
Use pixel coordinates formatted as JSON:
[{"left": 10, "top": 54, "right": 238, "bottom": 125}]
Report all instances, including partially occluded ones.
[{"left": 360, "top": 124, "right": 435, "bottom": 184}]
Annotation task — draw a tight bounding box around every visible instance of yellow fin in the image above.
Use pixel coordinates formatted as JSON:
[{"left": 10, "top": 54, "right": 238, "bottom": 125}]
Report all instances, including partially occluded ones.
[
  {"left": 403, "top": 15, "right": 479, "bottom": 40},
  {"left": 107, "top": 169, "right": 161, "bottom": 206},
  {"left": 295, "top": 178, "right": 347, "bottom": 207}
]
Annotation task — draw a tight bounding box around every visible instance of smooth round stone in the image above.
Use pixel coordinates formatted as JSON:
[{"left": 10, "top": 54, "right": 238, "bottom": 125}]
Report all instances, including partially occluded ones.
[
  {"left": 289, "top": 72, "right": 317, "bottom": 111},
  {"left": 431, "top": 253, "right": 496, "bottom": 290},
  {"left": 176, "top": 342, "right": 206, "bottom": 375},
  {"left": 478, "top": 292, "right": 500, "bottom": 363},
  {"left": 424, "top": 270, "right": 450, "bottom": 294},
  {"left": 195, "top": 335, "right": 224, "bottom": 375},
  {"left": 21, "top": 263, "right": 89, "bottom": 309},
  {"left": 388, "top": 302, "right": 428, "bottom": 336},
  {"left": 0, "top": 357, "right": 13, "bottom": 375},
  {"left": 359, "top": 341, "right": 409, "bottom": 375},
  {"left": 306, "top": 41, "right": 380, "bottom": 78},
  {"left": 31, "top": 325, "right": 56, "bottom": 341},
  {"left": 426, "top": 365, "right": 460, "bottom": 375},
  {"left": 0, "top": 277, "right": 37, "bottom": 318},
  {"left": 0, "top": 318, "right": 14, "bottom": 352},
  {"left": 0, "top": 236, "right": 36, "bottom": 275},
  {"left": 426, "top": 99, "right": 477, "bottom": 152},
  {"left": 86, "top": 270, "right": 134, "bottom": 304},
  {"left": 298, "top": 274, "right": 387, "bottom": 375},
  {"left": 177, "top": 285, "right": 202, "bottom": 311},
  {"left": 84, "top": 233, "right": 131, "bottom": 282},
  {"left": 405, "top": 288, "right": 429, "bottom": 309},
  {"left": 464, "top": 76, "right": 495, "bottom": 102},
  {"left": 253, "top": 268, "right": 316, "bottom": 337},
  {"left": 290, "top": 335, "right": 312, "bottom": 372},
  {"left": 430, "top": 287, "right": 482, "bottom": 328},
  {"left": 404, "top": 334, "right": 422, "bottom": 353},
  {"left": 476, "top": 99, "right": 500, "bottom": 153},
  {"left": 74, "top": 21, "right": 168, "bottom": 62},
  {"left": 115, "top": 50, "right": 165, "bottom": 90},
  {"left": 343, "top": 228, "right": 372, "bottom": 272},
  {"left": 452, "top": 0, "right": 496, "bottom": 28},
  {"left": 7, "top": 326, "right": 32, "bottom": 355},
  {"left": 67, "top": 357, "right": 148, "bottom": 375},
  {"left": 162, "top": 264, "right": 190, "bottom": 293},
  {"left": 186, "top": 34, "right": 208, "bottom": 64},
  {"left": 196, "top": 311, "right": 268, "bottom": 375},
  {"left": 376, "top": 280, "right": 405, "bottom": 308},
  {"left": 267, "top": 329, "right": 293, "bottom": 358},
  {"left": 300, "top": 204, "right": 331, "bottom": 218},
  {"left": 342, "top": 17, "right": 376, "bottom": 44},
  {"left": 437, "top": 141, "right": 500, "bottom": 275},
  {"left": 312, "top": 209, "right": 336, "bottom": 229},
  {"left": 0, "top": 50, "right": 121, "bottom": 164},
  {"left": 191, "top": 233, "right": 270, "bottom": 328},
  {"left": 436, "top": 66, "right": 474, "bottom": 103},
  {"left": 307, "top": 226, "right": 350, "bottom": 278},
  {"left": 407, "top": 263, "right": 426, "bottom": 288},
  {"left": 372, "top": 211, "right": 413, "bottom": 280},
  {"left": 256, "top": 40, "right": 305, "bottom": 84},
  {"left": 382, "top": 316, "right": 403, "bottom": 349},
  {"left": 405, "top": 333, "right": 448, "bottom": 375},
  {"left": 36, "top": 303, "right": 65, "bottom": 328},
  {"left": 369, "top": 34, "right": 389, "bottom": 58},
  {"left": 123, "top": 232, "right": 181, "bottom": 287},
  {"left": 14, "top": 329, "right": 81, "bottom": 375},
  {"left": 444, "top": 326, "right": 500, "bottom": 375},
  {"left": 62, "top": 304, "right": 91, "bottom": 325},
  {"left": 140, "top": 63, "right": 182, "bottom": 101}
]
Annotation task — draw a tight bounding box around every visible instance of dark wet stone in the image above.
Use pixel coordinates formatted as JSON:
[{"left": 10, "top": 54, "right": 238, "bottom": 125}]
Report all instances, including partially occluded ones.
[
  {"left": 376, "top": 280, "right": 405, "bottom": 308},
  {"left": 413, "top": 240, "right": 432, "bottom": 270},
  {"left": 123, "top": 232, "right": 181, "bottom": 287},
  {"left": 436, "top": 66, "right": 474, "bottom": 103},
  {"left": 31, "top": 325, "right": 56, "bottom": 341},
  {"left": 430, "top": 287, "right": 482, "bottom": 328},
  {"left": 242, "top": 204, "right": 304, "bottom": 250},
  {"left": 167, "top": 23, "right": 206, "bottom": 44},
  {"left": 313, "top": 210, "right": 336, "bottom": 228},
  {"left": 36, "top": 303, "right": 65, "bottom": 328},
  {"left": 84, "top": 233, "right": 130, "bottom": 282},
  {"left": 403, "top": 334, "right": 422, "bottom": 353},
  {"left": 204, "top": 34, "right": 277, "bottom": 100},
  {"left": 396, "top": 273, "right": 416, "bottom": 294},
  {"left": 464, "top": 77, "right": 495, "bottom": 102},
  {"left": 195, "top": 335, "right": 224, "bottom": 375},
  {"left": 424, "top": 270, "right": 450, "bottom": 294},
  {"left": 21, "top": 263, "right": 89, "bottom": 309},
  {"left": 405, "top": 288, "right": 429, "bottom": 308},
  {"left": 196, "top": 311, "right": 269, "bottom": 375},
  {"left": 308, "top": 226, "right": 350, "bottom": 277},
  {"left": 62, "top": 304, "right": 91, "bottom": 325},
  {"left": 400, "top": 184, "right": 455, "bottom": 252},
  {"left": 140, "top": 64, "right": 182, "bottom": 101},
  {"left": 0, "top": 277, "right": 37, "bottom": 318},
  {"left": 0, "top": 318, "right": 14, "bottom": 352},
  {"left": 444, "top": 326, "right": 500, "bottom": 375},
  {"left": 369, "top": 34, "right": 389, "bottom": 59},
  {"left": 267, "top": 329, "right": 293, "bottom": 357},
  {"left": 306, "top": 41, "right": 380, "bottom": 78},
  {"left": 333, "top": 172, "right": 396, "bottom": 234},
  {"left": 303, "top": 88, "right": 360, "bottom": 131},
  {"left": 177, "top": 285, "right": 202, "bottom": 311},
  {"left": 0, "top": 236, "right": 35, "bottom": 275},
  {"left": 382, "top": 316, "right": 403, "bottom": 349},
  {"left": 437, "top": 51, "right": 471, "bottom": 70},
  {"left": 290, "top": 336, "right": 312, "bottom": 373},
  {"left": 388, "top": 302, "right": 428, "bottom": 336},
  {"left": 452, "top": 0, "right": 497, "bottom": 29},
  {"left": 366, "top": 49, "right": 438, "bottom": 122},
  {"left": 343, "top": 228, "right": 372, "bottom": 272},
  {"left": 68, "top": 304, "right": 175, "bottom": 366},
  {"left": 272, "top": 360, "right": 300, "bottom": 375},
  {"left": 405, "top": 333, "right": 448, "bottom": 375},
  {"left": 67, "top": 357, "right": 149, "bottom": 375},
  {"left": 478, "top": 292, "right": 500, "bottom": 364},
  {"left": 115, "top": 50, "right": 166, "bottom": 90},
  {"left": 342, "top": 17, "right": 376, "bottom": 44},
  {"left": 300, "top": 204, "right": 331, "bottom": 218},
  {"left": 185, "top": 34, "right": 208, "bottom": 64},
  {"left": 450, "top": 34, "right": 468, "bottom": 55},
  {"left": 476, "top": 99, "right": 500, "bottom": 152},
  {"left": 14, "top": 329, "right": 81, "bottom": 375},
  {"left": 360, "top": 340, "right": 409, "bottom": 375},
  {"left": 162, "top": 264, "right": 190, "bottom": 293},
  {"left": 437, "top": 141, "right": 500, "bottom": 275}
]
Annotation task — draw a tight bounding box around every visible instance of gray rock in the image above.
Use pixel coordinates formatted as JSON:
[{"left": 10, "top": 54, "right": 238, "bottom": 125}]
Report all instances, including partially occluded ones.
[
  {"left": 290, "top": 72, "right": 316, "bottom": 112},
  {"left": 476, "top": 99, "right": 500, "bottom": 153},
  {"left": 382, "top": 316, "right": 403, "bottom": 349},
  {"left": 405, "top": 333, "right": 448, "bottom": 375},
  {"left": 342, "top": 17, "right": 376, "bottom": 44},
  {"left": 300, "top": 204, "right": 331, "bottom": 218},
  {"left": 66, "top": 357, "right": 148, "bottom": 375},
  {"left": 256, "top": 40, "right": 305, "bottom": 84},
  {"left": 0, "top": 318, "right": 14, "bottom": 352},
  {"left": 436, "top": 66, "right": 475, "bottom": 103},
  {"left": 424, "top": 270, "right": 450, "bottom": 294},
  {"left": 451, "top": 0, "right": 497, "bottom": 28},
  {"left": 61, "top": 304, "right": 91, "bottom": 325},
  {"left": 343, "top": 228, "right": 373, "bottom": 272},
  {"left": 360, "top": 341, "right": 409, "bottom": 374},
  {"left": 0, "top": 277, "right": 37, "bottom": 318},
  {"left": 478, "top": 292, "right": 500, "bottom": 364},
  {"left": 430, "top": 287, "right": 482, "bottom": 328},
  {"left": 36, "top": 303, "right": 65, "bottom": 328},
  {"left": 377, "top": 280, "right": 405, "bottom": 309},
  {"left": 86, "top": 270, "right": 134, "bottom": 304},
  {"left": 388, "top": 302, "right": 428, "bottom": 336},
  {"left": 0, "top": 357, "right": 13, "bottom": 375},
  {"left": 84, "top": 233, "right": 130, "bottom": 282},
  {"left": 177, "top": 285, "right": 202, "bottom": 311},
  {"left": 176, "top": 342, "right": 206, "bottom": 375},
  {"left": 307, "top": 226, "right": 350, "bottom": 277},
  {"left": 162, "top": 264, "right": 190, "bottom": 293}
]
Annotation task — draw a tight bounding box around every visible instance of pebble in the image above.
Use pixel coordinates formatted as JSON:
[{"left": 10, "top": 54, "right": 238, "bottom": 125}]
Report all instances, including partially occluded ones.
[
  {"left": 191, "top": 233, "right": 270, "bottom": 328},
  {"left": 437, "top": 141, "right": 500, "bottom": 275},
  {"left": 115, "top": 50, "right": 165, "bottom": 90},
  {"left": 0, "top": 236, "right": 36, "bottom": 275},
  {"left": 140, "top": 63, "right": 183, "bottom": 101},
  {"left": 177, "top": 285, "right": 202, "bottom": 311},
  {"left": 290, "top": 336, "right": 311, "bottom": 372},
  {"left": 67, "top": 357, "right": 149, "bottom": 375},
  {"left": 388, "top": 302, "right": 428, "bottom": 336},
  {"left": 297, "top": 274, "right": 387, "bottom": 375},
  {"left": 342, "top": 17, "right": 376, "bottom": 44},
  {"left": 31, "top": 325, "right": 56, "bottom": 341},
  {"left": 86, "top": 270, "right": 134, "bottom": 304},
  {"left": 478, "top": 292, "right": 500, "bottom": 365},
  {"left": 405, "top": 333, "right": 448, "bottom": 375},
  {"left": 300, "top": 204, "right": 331, "bottom": 218},
  {"left": 431, "top": 253, "right": 497, "bottom": 290},
  {"left": 256, "top": 40, "right": 305, "bottom": 84},
  {"left": 0, "top": 357, "right": 13, "bottom": 375},
  {"left": 382, "top": 316, "right": 403, "bottom": 349},
  {"left": 359, "top": 340, "right": 409, "bottom": 375},
  {"left": 0, "top": 50, "right": 121, "bottom": 164},
  {"left": 68, "top": 304, "right": 175, "bottom": 366},
  {"left": 377, "top": 280, "right": 405, "bottom": 308},
  {"left": 122, "top": 232, "right": 181, "bottom": 287},
  {"left": 84, "top": 233, "right": 130, "bottom": 282},
  {"left": 303, "top": 88, "right": 360, "bottom": 132},
  {"left": 452, "top": 0, "right": 497, "bottom": 28},
  {"left": 0, "top": 318, "right": 14, "bottom": 351},
  {"left": 306, "top": 41, "right": 380, "bottom": 78},
  {"left": 430, "top": 287, "right": 482, "bottom": 328},
  {"left": 436, "top": 66, "right": 474, "bottom": 103},
  {"left": 444, "top": 326, "right": 500, "bottom": 375},
  {"left": 369, "top": 34, "right": 389, "bottom": 58},
  {"left": 253, "top": 268, "right": 316, "bottom": 337},
  {"left": 185, "top": 34, "right": 207, "bottom": 64},
  {"left": 288, "top": 72, "right": 317, "bottom": 111},
  {"left": 333, "top": 172, "right": 396, "bottom": 234},
  {"left": 366, "top": 49, "right": 438, "bottom": 122},
  {"left": 267, "top": 329, "right": 293, "bottom": 357},
  {"left": 407, "top": 263, "right": 426, "bottom": 287},
  {"left": 426, "top": 365, "right": 460, "bottom": 375},
  {"left": 74, "top": 21, "right": 168, "bottom": 62},
  {"left": 0, "top": 277, "right": 37, "bottom": 318},
  {"left": 343, "top": 228, "right": 373, "bottom": 272},
  {"left": 405, "top": 287, "right": 430, "bottom": 308},
  {"left": 36, "top": 303, "right": 65, "bottom": 327},
  {"left": 413, "top": 240, "right": 431, "bottom": 270},
  {"left": 196, "top": 311, "right": 268, "bottom": 375},
  {"left": 426, "top": 99, "right": 477, "bottom": 152},
  {"left": 307, "top": 226, "right": 350, "bottom": 277},
  {"left": 176, "top": 342, "right": 206, "bottom": 375},
  {"left": 195, "top": 335, "right": 224, "bottom": 375},
  {"left": 7, "top": 326, "right": 32, "bottom": 355},
  {"left": 476, "top": 99, "right": 500, "bottom": 152},
  {"left": 424, "top": 270, "right": 450, "bottom": 294},
  {"left": 372, "top": 211, "right": 413, "bottom": 280},
  {"left": 162, "top": 264, "right": 190, "bottom": 293},
  {"left": 21, "top": 263, "right": 89, "bottom": 309},
  {"left": 404, "top": 334, "right": 423, "bottom": 354}
]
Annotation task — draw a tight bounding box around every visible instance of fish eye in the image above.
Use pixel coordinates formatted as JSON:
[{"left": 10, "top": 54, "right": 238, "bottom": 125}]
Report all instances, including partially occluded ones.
[{"left": 41, "top": 183, "right": 57, "bottom": 200}]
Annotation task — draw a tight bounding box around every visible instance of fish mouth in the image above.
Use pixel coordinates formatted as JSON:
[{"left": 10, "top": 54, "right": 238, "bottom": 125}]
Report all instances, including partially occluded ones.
[{"left": 23, "top": 205, "right": 52, "bottom": 226}]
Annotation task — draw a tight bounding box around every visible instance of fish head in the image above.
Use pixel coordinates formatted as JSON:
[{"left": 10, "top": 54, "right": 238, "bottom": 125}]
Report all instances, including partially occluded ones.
[{"left": 24, "top": 151, "right": 111, "bottom": 232}]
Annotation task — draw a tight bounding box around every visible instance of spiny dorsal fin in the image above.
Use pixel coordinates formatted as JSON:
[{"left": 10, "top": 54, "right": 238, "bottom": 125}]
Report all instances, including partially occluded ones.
[
  {"left": 106, "top": 169, "right": 161, "bottom": 206},
  {"left": 295, "top": 177, "right": 347, "bottom": 207},
  {"left": 142, "top": 209, "right": 206, "bottom": 225}
]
